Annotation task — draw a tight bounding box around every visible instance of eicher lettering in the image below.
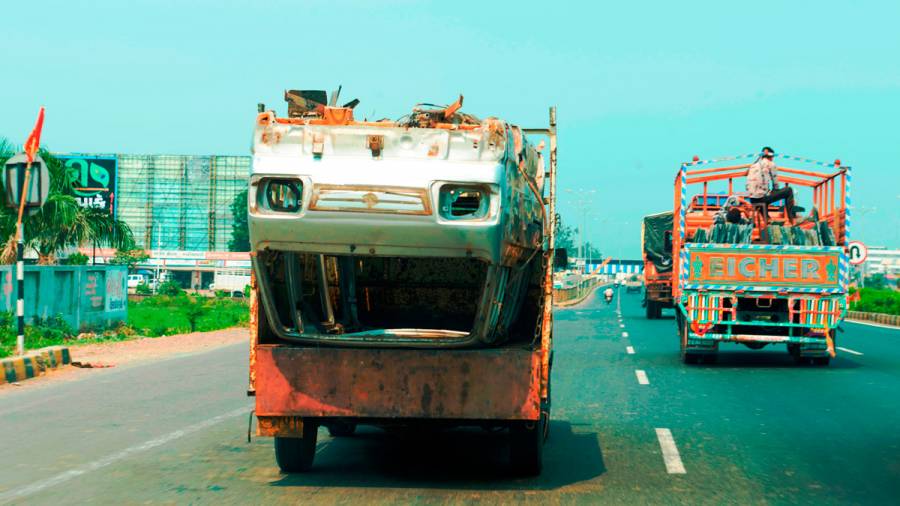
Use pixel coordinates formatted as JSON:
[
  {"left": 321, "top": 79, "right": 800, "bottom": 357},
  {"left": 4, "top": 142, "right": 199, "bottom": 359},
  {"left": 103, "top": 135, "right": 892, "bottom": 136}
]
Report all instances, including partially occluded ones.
[{"left": 703, "top": 254, "right": 822, "bottom": 281}]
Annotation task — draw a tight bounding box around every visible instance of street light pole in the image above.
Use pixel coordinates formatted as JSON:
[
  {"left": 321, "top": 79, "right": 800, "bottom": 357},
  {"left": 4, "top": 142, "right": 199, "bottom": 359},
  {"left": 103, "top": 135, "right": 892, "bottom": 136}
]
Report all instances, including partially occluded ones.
[{"left": 155, "top": 223, "right": 162, "bottom": 293}]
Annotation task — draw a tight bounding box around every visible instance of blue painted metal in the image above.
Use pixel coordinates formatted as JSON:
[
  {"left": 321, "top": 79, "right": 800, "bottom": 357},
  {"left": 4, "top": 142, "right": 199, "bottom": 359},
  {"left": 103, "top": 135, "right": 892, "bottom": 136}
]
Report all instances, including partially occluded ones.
[{"left": 0, "top": 265, "right": 127, "bottom": 331}]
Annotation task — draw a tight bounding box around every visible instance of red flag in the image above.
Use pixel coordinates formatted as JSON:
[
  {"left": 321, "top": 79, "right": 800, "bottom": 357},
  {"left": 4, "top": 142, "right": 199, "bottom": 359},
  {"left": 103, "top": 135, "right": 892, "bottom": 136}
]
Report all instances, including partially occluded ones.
[
  {"left": 849, "top": 291, "right": 860, "bottom": 303},
  {"left": 23, "top": 107, "right": 45, "bottom": 164}
]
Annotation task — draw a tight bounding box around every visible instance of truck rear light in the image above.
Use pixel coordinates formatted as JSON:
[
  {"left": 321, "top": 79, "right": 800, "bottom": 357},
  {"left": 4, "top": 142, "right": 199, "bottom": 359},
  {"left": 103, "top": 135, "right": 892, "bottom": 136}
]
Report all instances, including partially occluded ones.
[
  {"left": 261, "top": 179, "right": 303, "bottom": 212},
  {"left": 439, "top": 185, "right": 491, "bottom": 220}
]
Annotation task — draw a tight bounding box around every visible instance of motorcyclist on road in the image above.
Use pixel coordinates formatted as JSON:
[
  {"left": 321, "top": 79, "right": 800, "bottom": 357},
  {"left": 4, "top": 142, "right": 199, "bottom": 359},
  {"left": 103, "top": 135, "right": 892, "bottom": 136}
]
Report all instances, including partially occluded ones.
[{"left": 604, "top": 287, "right": 614, "bottom": 304}]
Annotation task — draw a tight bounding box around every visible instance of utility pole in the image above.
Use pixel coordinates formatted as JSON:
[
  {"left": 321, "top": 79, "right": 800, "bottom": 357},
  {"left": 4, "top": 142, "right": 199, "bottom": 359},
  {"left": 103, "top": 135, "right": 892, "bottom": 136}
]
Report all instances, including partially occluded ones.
[
  {"left": 565, "top": 188, "right": 596, "bottom": 274},
  {"left": 155, "top": 223, "right": 162, "bottom": 293}
]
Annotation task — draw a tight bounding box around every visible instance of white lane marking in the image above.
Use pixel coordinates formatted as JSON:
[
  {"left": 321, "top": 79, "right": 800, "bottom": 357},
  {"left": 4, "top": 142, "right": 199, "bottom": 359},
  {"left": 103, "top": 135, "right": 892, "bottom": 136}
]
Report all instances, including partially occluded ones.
[
  {"left": 655, "top": 428, "right": 686, "bottom": 474},
  {"left": 635, "top": 369, "right": 649, "bottom": 385},
  {"left": 845, "top": 319, "right": 900, "bottom": 331},
  {"left": 0, "top": 406, "right": 249, "bottom": 504},
  {"left": 622, "top": 332, "right": 629, "bottom": 338},
  {"left": 626, "top": 346, "right": 635, "bottom": 355},
  {"left": 836, "top": 346, "right": 863, "bottom": 356},
  {"left": 619, "top": 324, "right": 625, "bottom": 328}
]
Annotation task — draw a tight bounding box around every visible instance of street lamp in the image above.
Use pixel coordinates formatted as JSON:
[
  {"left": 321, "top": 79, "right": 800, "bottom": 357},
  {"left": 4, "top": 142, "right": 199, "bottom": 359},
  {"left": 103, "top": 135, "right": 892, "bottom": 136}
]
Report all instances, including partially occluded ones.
[{"left": 565, "top": 188, "right": 597, "bottom": 271}]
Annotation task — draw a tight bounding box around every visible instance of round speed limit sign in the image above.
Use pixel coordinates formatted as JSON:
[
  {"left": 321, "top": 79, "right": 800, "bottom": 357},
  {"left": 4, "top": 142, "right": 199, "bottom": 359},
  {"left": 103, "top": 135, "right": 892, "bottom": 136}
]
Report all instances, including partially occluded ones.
[{"left": 848, "top": 241, "right": 868, "bottom": 265}]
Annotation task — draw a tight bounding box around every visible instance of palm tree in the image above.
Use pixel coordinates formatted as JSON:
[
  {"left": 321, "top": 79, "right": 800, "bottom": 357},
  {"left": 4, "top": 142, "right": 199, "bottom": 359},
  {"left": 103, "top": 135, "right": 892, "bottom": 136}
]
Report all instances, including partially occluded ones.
[{"left": 0, "top": 140, "right": 134, "bottom": 264}]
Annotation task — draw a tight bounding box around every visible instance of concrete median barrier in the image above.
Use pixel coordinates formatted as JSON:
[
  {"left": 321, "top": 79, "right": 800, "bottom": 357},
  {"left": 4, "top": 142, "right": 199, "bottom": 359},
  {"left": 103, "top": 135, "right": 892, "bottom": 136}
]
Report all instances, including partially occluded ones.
[
  {"left": 1, "top": 346, "right": 71, "bottom": 384},
  {"left": 847, "top": 311, "right": 900, "bottom": 328}
]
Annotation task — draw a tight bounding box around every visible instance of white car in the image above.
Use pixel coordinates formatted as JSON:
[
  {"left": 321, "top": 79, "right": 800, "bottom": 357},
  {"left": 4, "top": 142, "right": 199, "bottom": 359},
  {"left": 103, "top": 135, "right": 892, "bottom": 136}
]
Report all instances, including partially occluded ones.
[{"left": 127, "top": 274, "right": 146, "bottom": 289}]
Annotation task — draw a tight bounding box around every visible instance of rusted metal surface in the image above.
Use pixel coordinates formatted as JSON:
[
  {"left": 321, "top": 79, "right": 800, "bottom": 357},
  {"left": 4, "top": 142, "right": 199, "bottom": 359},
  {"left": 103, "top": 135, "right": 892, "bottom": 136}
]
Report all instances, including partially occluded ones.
[
  {"left": 254, "top": 345, "right": 542, "bottom": 420},
  {"left": 256, "top": 415, "right": 304, "bottom": 437},
  {"left": 248, "top": 267, "right": 258, "bottom": 395}
]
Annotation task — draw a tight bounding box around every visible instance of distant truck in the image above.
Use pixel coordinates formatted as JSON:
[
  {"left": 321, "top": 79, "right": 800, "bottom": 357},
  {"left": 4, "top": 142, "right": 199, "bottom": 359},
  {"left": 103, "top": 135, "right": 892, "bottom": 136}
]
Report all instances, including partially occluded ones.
[
  {"left": 671, "top": 154, "right": 850, "bottom": 365},
  {"left": 248, "top": 90, "right": 558, "bottom": 475},
  {"left": 641, "top": 211, "right": 674, "bottom": 318},
  {"left": 624, "top": 275, "right": 642, "bottom": 293}
]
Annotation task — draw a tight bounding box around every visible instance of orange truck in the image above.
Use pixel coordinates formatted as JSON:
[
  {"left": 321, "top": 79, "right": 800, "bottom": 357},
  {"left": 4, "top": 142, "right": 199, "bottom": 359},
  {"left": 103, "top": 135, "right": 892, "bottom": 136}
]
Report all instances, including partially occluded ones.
[
  {"left": 641, "top": 211, "right": 674, "bottom": 318},
  {"left": 671, "top": 153, "right": 851, "bottom": 365}
]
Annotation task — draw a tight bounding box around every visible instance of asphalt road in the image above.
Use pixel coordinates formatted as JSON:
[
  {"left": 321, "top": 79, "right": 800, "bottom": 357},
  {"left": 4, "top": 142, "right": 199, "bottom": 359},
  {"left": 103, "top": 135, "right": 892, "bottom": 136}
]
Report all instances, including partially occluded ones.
[{"left": 1, "top": 289, "right": 898, "bottom": 504}]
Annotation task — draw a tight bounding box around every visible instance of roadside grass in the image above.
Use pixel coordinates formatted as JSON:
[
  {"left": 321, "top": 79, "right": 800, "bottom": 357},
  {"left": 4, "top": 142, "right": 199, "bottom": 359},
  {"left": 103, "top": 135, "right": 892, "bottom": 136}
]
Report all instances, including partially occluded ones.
[
  {"left": 128, "top": 294, "right": 249, "bottom": 337},
  {"left": 851, "top": 288, "right": 900, "bottom": 316},
  {"left": 0, "top": 295, "right": 249, "bottom": 358}
]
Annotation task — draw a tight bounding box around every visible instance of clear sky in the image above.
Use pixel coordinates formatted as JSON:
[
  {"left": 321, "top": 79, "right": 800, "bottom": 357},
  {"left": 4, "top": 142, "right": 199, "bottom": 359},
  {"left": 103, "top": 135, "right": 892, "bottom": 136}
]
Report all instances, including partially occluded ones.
[{"left": 2, "top": 0, "right": 898, "bottom": 257}]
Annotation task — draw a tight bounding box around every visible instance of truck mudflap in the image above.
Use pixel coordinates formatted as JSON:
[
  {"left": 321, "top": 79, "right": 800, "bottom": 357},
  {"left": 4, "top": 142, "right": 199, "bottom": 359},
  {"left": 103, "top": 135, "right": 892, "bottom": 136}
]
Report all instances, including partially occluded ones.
[{"left": 254, "top": 344, "right": 542, "bottom": 421}]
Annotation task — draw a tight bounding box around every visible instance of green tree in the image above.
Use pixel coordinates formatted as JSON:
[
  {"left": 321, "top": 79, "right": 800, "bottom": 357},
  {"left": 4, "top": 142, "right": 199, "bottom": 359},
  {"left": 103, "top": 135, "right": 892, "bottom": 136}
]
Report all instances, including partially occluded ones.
[
  {"left": 554, "top": 213, "right": 577, "bottom": 251},
  {"left": 0, "top": 141, "right": 134, "bottom": 264},
  {"left": 66, "top": 252, "right": 90, "bottom": 265},
  {"left": 228, "top": 189, "right": 250, "bottom": 252},
  {"left": 108, "top": 248, "right": 150, "bottom": 271}
]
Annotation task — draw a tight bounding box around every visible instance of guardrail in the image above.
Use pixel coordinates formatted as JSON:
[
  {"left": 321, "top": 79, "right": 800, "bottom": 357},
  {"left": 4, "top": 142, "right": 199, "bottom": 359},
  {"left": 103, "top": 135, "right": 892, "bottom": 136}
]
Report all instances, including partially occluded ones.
[
  {"left": 847, "top": 310, "right": 900, "bottom": 327},
  {"left": 554, "top": 278, "right": 605, "bottom": 307}
]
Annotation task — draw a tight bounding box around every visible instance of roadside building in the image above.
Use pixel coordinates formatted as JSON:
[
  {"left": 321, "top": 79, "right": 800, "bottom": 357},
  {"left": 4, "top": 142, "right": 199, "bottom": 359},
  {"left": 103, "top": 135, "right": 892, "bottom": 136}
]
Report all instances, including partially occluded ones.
[{"left": 62, "top": 153, "right": 252, "bottom": 290}]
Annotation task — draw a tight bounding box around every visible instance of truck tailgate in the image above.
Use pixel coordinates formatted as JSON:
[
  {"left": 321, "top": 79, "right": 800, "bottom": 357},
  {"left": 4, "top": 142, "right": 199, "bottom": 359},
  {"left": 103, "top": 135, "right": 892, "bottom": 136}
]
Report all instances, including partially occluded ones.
[{"left": 255, "top": 345, "right": 542, "bottom": 420}]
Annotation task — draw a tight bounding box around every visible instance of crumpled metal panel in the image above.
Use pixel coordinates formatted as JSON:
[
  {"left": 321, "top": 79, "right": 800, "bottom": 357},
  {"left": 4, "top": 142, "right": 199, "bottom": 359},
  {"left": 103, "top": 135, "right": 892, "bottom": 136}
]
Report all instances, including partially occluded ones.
[{"left": 254, "top": 345, "right": 542, "bottom": 420}]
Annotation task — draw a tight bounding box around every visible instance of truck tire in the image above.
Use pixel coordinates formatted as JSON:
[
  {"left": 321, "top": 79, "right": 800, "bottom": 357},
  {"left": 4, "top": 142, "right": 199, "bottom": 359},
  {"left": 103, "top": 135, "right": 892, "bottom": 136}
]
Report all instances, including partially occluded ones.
[
  {"left": 646, "top": 301, "right": 657, "bottom": 319},
  {"left": 509, "top": 413, "right": 546, "bottom": 477},
  {"left": 812, "top": 356, "right": 831, "bottom": 366},
  {"left": 326, "top": 421, "right": 357, "bottom": 437},
  {"left": 653, "top": 303, "right": 663, "bottom": 319},
  {"left": 274, "top": 420, "right": 319, "bottom": 473},
  {"left": 678, "top": 317, "right": 699, "bottom": 364}
]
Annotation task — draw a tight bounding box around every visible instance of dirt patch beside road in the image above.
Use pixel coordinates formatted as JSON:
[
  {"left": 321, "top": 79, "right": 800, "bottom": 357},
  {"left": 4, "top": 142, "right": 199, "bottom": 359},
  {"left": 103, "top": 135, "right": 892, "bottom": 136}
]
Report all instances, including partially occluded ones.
[{"left": 0, "top": 327, "right": 248, "bottom": 392}]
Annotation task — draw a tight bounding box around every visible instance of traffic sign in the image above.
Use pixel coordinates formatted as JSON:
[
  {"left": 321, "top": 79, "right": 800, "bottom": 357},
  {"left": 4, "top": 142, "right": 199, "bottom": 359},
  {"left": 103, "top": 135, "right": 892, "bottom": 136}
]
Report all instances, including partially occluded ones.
[
  {"left": 3, "top": 152, "right": 49, "bottom": 214},
  {"left": 848, "top": 241, "right": 867, "bottom": 265}
]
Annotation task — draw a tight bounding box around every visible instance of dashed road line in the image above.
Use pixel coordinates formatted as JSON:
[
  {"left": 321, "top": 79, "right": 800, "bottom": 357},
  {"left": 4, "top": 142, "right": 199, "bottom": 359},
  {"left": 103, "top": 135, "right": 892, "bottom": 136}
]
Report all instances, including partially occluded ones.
[
  {"left": 655, "top": 428, "right": 686, "bottom": 474},
  {"left": 626, "top": 346, "right": 635, "bottom": 354},
  {"left": 0, "top": 407, "right": 249, "bottom": 504},
  {"left": 837, "top": 346, "right": 863, "bottom": 356},
  {"left": 622, "top": 332, "right": 629, "bottom": 338},
  {"left": 635, "top": 369, "right": 649, "bottom": 385}
]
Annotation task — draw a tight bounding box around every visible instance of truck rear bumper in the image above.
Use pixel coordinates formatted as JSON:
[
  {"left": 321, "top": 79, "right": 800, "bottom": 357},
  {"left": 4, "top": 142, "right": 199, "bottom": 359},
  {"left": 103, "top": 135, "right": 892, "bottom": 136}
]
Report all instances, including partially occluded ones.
[
  {"left": 687, "top": 332, "right": 828, "bottom": 345},
  {"left": 254, "top": 344, "right": 542, "bottom": 421}
]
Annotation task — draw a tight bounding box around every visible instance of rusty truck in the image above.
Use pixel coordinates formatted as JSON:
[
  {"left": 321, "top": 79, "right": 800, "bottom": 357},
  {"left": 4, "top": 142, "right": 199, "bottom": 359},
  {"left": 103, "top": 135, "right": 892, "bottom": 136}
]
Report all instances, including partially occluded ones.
[
  {"left": 641, "top": 211, "right": 674, "bottom": 318},
  {"left": 247, "top": 90, "right": 558, "bottom": 475},
  {"left": 672, "top": 153, "right": 850, "bottom": 365}
]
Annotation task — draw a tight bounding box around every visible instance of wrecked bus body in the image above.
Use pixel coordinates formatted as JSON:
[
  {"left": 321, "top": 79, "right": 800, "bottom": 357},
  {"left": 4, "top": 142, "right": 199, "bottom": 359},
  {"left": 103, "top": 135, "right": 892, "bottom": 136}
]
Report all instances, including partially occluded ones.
[{"left": 248, "top": 91, "right": 557, "bottom": 475}]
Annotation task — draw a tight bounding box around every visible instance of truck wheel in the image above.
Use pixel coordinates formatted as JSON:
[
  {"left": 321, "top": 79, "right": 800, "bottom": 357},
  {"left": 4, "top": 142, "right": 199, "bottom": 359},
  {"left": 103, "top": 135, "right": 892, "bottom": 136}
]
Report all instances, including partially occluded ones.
[
  {"left": 326, "top": 421, "right": 357, "bottom": 437},
  {"left": 654, "top": 304, "right": 663, "bottom": 319},
  {"left": 679, "top": 320, "right": 699, "bottom": 364},
  {"left": 645, "top": 301, "right": 657, "bottom": 319},
  {"left": 812, "top": 356, "right": 831, "bottom": 366},
  {"left": 274, "top": 421, "right": 319, "bottom": 473},
  {"left": 509, "top": 414, "right": 545, "bottom": 476}
]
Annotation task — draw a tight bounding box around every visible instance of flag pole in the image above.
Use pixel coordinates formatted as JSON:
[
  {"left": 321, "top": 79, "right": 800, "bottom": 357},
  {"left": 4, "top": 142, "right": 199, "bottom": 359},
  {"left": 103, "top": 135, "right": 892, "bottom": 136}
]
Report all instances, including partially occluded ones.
[
  {"left": 14, "top": 163, "right": 31, "bottom": 356},
  {"left": 14, "top": 106, "right": 43, "bottom": 356}
]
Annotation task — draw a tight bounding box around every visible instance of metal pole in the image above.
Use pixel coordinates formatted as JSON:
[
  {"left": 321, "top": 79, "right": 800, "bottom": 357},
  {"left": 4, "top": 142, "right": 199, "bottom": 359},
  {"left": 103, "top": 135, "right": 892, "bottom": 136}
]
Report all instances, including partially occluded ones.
[
  {"left": 16, "top": 223, "right": 24, "bottom": 355},
  {"left": 14, "top": 162, "right": 30, "bottom": 356},
  {"left": 155, "top": 223, "right": 162, "bottom": 292}
]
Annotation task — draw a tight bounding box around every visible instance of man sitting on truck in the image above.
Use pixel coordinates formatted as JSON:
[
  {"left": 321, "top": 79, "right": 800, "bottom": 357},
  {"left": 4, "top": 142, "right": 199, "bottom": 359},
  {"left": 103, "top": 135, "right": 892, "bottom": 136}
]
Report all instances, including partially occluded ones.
[{"left": 746, "top": 146, "right": 797, "bottom": 224}]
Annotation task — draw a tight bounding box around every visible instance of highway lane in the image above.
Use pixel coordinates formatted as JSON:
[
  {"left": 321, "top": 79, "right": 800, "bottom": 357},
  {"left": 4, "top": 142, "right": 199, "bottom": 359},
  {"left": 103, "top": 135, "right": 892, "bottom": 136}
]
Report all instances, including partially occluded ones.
[{"left": 0, "top": 291, "right": 897, "bottom": 504}]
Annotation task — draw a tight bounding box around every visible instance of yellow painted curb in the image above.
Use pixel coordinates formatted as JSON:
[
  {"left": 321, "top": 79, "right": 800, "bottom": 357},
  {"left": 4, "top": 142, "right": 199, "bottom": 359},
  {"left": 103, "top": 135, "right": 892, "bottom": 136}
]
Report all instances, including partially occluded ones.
[{"left": 1, "top": 346, "right": 71, "bottom": 385}]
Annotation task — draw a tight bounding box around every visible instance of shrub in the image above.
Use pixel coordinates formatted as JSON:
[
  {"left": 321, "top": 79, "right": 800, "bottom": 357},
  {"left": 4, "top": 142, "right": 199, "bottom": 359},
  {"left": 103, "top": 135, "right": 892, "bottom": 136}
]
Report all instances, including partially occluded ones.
[
  {"left": 135, "top": 282, "right": 152, "bottom": 295},
  {"left": 67, "top": 252, "right": 90, "bottom": 265},
  {"left": 158, "top": 280, "right": 184, "bottom": 296},
  {"left": 851, "top": 288, "right": 900, "bottom": 316}
]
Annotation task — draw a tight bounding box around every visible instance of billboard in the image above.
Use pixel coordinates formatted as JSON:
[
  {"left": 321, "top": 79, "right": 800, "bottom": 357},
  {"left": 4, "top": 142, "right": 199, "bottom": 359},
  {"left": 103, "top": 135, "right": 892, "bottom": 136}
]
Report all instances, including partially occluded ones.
[{"left": 60, "top": 155, "right": 117, "bottom": 215}]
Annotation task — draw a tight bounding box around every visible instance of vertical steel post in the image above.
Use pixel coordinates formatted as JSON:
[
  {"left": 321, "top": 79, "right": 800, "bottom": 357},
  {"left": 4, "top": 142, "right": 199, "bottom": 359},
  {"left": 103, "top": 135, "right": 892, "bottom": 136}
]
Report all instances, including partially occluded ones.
[
  {"left": 15, "top": 161, "right": 27, "bottom": 356},
  {"left": 15, "top": 224, "right": 25, "bottom": 356}
]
